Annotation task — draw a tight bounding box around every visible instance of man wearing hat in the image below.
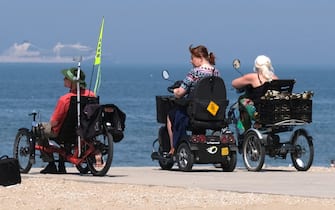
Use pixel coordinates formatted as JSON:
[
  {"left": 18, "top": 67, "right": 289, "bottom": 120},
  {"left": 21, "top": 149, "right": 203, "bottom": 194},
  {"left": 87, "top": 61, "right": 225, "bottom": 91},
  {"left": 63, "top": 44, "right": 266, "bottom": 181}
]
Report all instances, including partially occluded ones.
[{"left": 40, "top": 67, "right": 96, "bottom": 174}]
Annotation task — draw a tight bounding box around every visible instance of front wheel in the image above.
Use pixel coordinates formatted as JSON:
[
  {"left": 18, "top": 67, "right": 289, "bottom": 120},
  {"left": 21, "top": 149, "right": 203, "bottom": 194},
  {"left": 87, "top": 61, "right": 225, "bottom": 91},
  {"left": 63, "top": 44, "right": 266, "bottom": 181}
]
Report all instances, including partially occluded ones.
[
  {"left": 13, "top": 129, "right": 33, "bottom": 173},
  {"left": 176, "top": 143, "right": 194, "bottom": 172},
  {"left": 242, "top": 131, "right": 265, "bottom": 171},
  {"left": 158, "top": 148, "right": 174, "bottom": 170},
  {"left": 290, "top": 129, "right": 314, "bottom": 171},
  {"left": 87, "top": 132, "right": 114, "bottom": 176}
]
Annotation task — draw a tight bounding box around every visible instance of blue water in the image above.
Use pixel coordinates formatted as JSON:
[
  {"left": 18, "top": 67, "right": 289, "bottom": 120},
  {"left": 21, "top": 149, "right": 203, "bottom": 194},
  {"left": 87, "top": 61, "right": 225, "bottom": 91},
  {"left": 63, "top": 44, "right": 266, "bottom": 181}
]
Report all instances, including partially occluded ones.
[{"left": 0, "top": 63, "right": 334, "bottom": 168}]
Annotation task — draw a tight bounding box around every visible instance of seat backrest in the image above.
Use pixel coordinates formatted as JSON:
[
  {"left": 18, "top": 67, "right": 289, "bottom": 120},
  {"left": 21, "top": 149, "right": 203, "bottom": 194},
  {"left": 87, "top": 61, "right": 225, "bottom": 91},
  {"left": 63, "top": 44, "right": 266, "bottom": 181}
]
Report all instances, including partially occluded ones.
[
  {"left": 187, "top": 76, "right": 228, "bottom": 130},
  {"left": 189, "top": 76, "right": 227, "bottom": 100},
  {"left": 256, "top": 79, "right": 297, "bottom": 125},
  {"left": 58, "top": 96, "right": 99, "bottom": 143},
  {"left": 263, "top": 79, "right": 295, "bottom": 94},
  {"left": 244, "top": 79, "right": 295, "bottom": 107}
]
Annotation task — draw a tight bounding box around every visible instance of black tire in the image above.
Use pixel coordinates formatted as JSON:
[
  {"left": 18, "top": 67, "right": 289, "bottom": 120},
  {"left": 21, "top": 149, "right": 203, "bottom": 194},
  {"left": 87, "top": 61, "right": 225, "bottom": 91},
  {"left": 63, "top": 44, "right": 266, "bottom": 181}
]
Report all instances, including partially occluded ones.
[
  {"left": 290, "top": 129, "right": 314, "bottom": 171},
  {"left": 176, "top": 143, "right": 194, "bottom": 172},
  {"left": 87, "top": 132, "right": 114, "bottom": 176},
  {"left": 221, "top": 151, "right": 237, "bottom": 172},
  {"left": 158, "top": 148, "right": 174, "bottom": 170},
  {"left": 157, "top": 126, "right": 174, "bottom": 170},
  {"left": 13, "top": 129, "right": 33, "bottom": 173},
  {"left": 242, "top": 131, "right": 265, "bottom": 171}
]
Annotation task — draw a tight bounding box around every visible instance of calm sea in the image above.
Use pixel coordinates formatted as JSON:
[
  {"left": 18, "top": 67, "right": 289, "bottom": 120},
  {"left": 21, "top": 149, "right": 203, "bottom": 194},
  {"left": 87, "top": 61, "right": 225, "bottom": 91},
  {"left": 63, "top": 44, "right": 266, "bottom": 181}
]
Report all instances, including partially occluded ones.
[{"left": 0, "top": 62, "right": 333, "bottom": 168}]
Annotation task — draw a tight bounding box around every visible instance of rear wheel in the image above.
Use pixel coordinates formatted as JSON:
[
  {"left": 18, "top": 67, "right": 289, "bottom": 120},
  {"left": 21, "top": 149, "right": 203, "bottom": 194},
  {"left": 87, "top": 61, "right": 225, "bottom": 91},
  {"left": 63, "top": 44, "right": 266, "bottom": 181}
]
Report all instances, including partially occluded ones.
[
  {"left": 221, "top": 151, "right": 237, "bottom": 172},
  {"left": 177, "top": 143, "right": 194, "bottom": 172},
  {"left": 242, "top": 131, "right": 265, "bottom": 171},
  {"left": 13, "top": 129, "right": 33, "bottom": 173},
  {"left": 87, "top": 132, "right": 114, "bottom": 176},
  {"left": 290, "top": 129, "right": 314, "bottom": 171}
]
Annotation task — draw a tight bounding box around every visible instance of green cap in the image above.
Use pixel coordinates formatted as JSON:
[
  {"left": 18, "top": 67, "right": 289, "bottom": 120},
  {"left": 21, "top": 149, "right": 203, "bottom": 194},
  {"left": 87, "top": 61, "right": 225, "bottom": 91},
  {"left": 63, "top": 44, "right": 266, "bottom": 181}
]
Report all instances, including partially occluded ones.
[{"left": 61, "top": 67, "right": 87, "bottom": 88}]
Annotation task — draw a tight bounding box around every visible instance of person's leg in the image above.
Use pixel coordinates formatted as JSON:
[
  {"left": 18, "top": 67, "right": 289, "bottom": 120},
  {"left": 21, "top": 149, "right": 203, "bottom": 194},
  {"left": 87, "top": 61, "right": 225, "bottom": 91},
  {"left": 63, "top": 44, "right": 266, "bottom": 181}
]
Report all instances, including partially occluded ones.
[
  {"left": 166, "top": 115, "right": 175, "bottom": 155},
  {"left": 39, "top": 122, "right": 58, "bottom": 174}
]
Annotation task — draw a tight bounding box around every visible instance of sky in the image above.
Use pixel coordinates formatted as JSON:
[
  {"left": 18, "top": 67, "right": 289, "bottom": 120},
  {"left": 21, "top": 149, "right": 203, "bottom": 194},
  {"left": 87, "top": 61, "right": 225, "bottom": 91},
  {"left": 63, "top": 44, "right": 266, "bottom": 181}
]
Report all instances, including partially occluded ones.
[{"left": 0, "top": 0, "right": 334, "bottom": 67}]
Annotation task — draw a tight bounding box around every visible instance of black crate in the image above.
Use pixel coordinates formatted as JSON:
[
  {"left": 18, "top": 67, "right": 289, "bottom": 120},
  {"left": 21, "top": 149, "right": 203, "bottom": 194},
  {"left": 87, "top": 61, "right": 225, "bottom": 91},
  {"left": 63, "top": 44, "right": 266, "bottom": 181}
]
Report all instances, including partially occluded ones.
[
  {"left": 291, "top": 99, "right": 312, "bottom": 123},
  {"left": 257, "top": 99, "right": 312, "bottom": 124}
]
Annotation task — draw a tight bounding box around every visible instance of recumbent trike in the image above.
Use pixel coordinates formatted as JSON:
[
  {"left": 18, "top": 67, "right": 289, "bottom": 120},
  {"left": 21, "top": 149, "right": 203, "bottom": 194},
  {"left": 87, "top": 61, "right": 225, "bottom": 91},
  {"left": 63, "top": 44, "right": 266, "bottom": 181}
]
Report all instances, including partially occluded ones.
[{"left": 13, "top": 96, "right": 125, "bottom": 176}]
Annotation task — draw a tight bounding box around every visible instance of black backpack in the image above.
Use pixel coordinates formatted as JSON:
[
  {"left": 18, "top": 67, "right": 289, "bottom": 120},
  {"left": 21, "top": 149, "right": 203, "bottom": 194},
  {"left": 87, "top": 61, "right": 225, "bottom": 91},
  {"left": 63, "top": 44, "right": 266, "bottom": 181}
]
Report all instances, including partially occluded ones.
[
  {"left": 101, "top": 104, "right": 126, "bottom": 142},
  {"left": 78, "top": 103, "right": 126, "bottom": 142}
]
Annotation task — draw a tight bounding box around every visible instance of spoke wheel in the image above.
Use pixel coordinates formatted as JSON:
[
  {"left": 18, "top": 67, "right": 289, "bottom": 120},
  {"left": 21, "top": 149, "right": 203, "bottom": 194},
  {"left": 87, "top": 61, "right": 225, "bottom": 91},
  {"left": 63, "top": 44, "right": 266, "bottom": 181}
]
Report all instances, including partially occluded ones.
[
  {"left": 87, "top": 132, "right": 114, "bottom": 176},
  {"left": 290, "top": 129, "right": 314, "bottom": 171},
  {"left": 242, "top": 131, "right": 265, "bottom": 171},
  {"left": 13, "top": 129, "right": 33, "bottom": 173}
]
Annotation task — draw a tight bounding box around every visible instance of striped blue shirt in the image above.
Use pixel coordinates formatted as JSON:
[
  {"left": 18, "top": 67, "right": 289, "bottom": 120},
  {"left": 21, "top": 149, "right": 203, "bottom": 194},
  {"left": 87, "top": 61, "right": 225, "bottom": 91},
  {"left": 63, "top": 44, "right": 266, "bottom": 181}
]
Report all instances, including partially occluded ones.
[{"left": 180, "top": 65, "right": 220, "bottom": 93}]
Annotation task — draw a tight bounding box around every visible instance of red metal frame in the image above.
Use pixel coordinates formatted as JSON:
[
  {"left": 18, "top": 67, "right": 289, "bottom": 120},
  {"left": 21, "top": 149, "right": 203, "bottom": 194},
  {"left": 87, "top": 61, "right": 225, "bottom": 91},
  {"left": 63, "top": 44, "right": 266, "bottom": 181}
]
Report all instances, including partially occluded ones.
[{"left": 35, "top": 139, "right": 95, "bottom": 165}]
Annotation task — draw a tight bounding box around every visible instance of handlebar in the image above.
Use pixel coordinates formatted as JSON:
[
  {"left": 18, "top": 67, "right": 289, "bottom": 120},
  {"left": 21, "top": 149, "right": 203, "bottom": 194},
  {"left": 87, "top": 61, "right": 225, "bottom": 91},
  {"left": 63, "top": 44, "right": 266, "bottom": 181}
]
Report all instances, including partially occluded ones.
[
  {"left": 167, "top": 80, "right": 183, "bottom": 93},
  {"left": 29, "top": 111, "right": 39, "bottom": 121}
]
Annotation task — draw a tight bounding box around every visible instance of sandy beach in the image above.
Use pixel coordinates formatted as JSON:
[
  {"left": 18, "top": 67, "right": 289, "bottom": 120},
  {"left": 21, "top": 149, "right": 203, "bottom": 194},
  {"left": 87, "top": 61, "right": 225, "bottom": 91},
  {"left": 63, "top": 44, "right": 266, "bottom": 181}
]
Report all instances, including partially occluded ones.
[{"left": 1, "top": 166, "right": 335, "bottom": 210}]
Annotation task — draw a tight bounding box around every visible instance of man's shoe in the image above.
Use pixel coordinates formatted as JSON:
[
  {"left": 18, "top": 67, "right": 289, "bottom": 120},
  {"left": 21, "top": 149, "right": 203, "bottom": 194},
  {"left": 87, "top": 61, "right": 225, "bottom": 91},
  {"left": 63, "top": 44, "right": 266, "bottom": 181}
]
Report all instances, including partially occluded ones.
[
  {"left": 58, "top": 157, "right": 67, "bottom": 174},
  {"left": 40, "top": 162, "right": 58, "bottom": 174},
  {"left": 58, "top": 163, "right": 67, "bottom": 174}
]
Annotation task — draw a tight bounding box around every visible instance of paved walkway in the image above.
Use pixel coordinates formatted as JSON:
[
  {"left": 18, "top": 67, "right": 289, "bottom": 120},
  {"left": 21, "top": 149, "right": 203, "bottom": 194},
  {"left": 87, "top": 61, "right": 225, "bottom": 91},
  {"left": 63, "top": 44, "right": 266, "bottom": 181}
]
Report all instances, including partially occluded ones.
[{"left": 23, "top": 166, "right": 335, "bottom": 198}]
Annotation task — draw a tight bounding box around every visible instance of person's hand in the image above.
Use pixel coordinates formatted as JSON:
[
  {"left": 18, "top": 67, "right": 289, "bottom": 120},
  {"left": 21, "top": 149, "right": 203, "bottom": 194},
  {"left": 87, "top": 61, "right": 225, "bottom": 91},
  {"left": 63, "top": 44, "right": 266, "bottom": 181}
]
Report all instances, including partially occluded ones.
[{"left": 167, "top": 80, "right": 183, "bottom": 93}]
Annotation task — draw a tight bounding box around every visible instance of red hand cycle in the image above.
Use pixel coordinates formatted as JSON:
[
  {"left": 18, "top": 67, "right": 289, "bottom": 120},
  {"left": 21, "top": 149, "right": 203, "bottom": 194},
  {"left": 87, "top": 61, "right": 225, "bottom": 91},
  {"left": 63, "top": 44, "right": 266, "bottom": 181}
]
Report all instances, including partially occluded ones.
[{"left": 13, "top": 97, "right": 116, "bottom": 176}]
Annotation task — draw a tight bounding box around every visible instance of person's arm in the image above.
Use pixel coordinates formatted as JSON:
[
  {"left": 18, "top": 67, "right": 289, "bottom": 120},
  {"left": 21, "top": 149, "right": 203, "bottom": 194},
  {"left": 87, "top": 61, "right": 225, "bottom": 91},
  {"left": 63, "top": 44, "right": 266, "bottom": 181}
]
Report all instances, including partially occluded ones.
[
  {"left": 232, "top": 73, "right": 254, "bottom": 89},
  {"left": 173, "top": 68, "right": 197, "bottom": 98}
]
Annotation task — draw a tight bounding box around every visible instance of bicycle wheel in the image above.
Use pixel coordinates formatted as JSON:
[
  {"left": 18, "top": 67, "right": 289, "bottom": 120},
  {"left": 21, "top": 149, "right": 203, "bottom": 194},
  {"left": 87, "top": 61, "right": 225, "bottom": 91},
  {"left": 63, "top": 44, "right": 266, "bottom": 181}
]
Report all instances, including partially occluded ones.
[
  {"left": 242, "top": 131, "right": 265, "bottom": 171},
  {"left": 13, "top": 129, "right": 33, "bottom": 173},
  {"left": 290, "top": 129, "right": 314, "bottom": 171},
  {"left": 87, "top": 132, "right": 114, "bottom": 176}
]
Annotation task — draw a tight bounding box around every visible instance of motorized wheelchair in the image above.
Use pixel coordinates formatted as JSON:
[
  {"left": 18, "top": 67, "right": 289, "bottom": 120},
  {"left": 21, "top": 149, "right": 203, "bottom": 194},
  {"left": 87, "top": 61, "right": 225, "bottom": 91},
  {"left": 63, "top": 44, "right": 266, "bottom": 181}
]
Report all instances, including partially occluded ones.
[
  {"left": 228, "top": 59, "right": 314, "bottom": 171},
  {"left": 151, "top": 71, "right": 238, "bottom": 172},
  {"left": 13, "top": 95, "right": 125, "bottom": 176}
]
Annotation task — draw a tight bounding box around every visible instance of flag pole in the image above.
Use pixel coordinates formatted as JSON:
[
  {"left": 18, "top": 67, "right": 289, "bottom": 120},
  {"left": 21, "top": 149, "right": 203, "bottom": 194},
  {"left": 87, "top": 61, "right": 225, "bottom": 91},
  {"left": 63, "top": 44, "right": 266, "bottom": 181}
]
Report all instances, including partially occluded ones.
[{"left": 74, "top": 56, "right": 83, "bottom": 157}]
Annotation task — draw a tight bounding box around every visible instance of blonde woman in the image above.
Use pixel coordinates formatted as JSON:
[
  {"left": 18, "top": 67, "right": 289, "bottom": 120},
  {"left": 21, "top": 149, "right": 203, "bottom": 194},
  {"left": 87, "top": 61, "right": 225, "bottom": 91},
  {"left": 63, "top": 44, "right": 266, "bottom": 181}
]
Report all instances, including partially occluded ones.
[{"left": 232, "top": 55, "right": 278, "bottom": 132}]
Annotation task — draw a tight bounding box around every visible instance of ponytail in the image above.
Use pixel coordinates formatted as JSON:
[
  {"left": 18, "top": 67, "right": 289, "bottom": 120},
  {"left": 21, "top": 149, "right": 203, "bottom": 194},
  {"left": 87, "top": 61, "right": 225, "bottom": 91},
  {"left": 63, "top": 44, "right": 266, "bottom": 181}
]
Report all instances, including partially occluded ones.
[{"left": 208, "top": 52, "right": 216, "bottom": 65}]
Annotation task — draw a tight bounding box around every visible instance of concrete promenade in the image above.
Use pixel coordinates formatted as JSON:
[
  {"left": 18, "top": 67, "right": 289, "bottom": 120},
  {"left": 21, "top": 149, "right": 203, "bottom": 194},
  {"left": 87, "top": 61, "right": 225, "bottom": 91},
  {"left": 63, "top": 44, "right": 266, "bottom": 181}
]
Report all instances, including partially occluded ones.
[{"left": 22, "top": 166, "right": 335, "bottom": 198}]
